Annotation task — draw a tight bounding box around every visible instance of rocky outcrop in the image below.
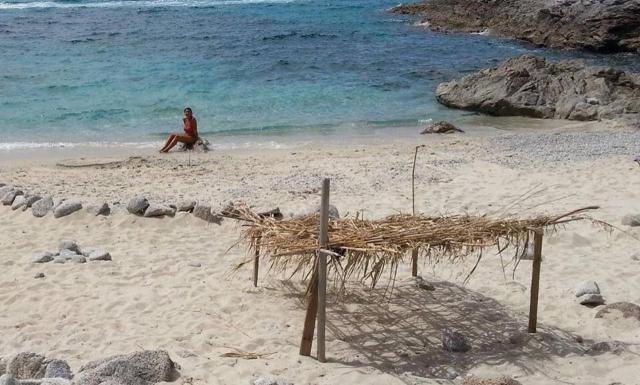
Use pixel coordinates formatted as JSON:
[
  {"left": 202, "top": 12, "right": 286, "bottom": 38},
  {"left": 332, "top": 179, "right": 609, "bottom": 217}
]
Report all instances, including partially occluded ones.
[
  {"left": 435, "top": 55, "right": 640, "bottom": 121},
  {"left": 392, "top": 0, "right": 640, "bottom": 53}
]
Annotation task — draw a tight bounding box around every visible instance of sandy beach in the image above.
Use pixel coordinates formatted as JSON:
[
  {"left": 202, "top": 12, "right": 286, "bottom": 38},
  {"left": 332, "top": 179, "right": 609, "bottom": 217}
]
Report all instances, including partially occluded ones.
[{"left": 1, "top": 118, "right": 639, "bottom": 385}]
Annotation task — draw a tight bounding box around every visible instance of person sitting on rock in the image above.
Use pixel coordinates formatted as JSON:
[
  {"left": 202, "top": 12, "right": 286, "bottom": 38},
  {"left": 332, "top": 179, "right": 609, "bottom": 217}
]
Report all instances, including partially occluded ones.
[{"left": 160, "top": 107, "right": 199, "bottom": 153}]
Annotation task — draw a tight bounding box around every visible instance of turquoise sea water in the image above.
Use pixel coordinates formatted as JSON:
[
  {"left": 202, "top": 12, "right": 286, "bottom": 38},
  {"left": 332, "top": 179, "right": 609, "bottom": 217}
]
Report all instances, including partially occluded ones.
[{"left": 0, "top": 0, "right": 638, "bottom": 148}]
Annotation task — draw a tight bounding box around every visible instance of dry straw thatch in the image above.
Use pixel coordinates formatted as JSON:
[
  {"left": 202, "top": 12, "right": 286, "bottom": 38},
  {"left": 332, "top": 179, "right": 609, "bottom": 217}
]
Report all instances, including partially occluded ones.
[{"left": 223, "top": 204, "right": 601, "bottom": 288}]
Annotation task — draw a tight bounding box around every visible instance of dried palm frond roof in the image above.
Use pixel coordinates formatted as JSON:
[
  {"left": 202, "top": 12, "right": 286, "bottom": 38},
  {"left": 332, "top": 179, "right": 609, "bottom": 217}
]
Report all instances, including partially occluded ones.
[{"left": 222, "top": 204, "right": 601, "bottom": 287}]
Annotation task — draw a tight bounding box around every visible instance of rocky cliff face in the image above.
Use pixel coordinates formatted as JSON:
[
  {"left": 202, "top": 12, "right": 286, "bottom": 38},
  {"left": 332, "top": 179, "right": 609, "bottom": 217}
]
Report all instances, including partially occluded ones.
[
  {"left": 435, "top": 55, "right": 640, "bottom": 121},
  {"left": 392, "top": 0, "right": 640, "bottom": 53}
]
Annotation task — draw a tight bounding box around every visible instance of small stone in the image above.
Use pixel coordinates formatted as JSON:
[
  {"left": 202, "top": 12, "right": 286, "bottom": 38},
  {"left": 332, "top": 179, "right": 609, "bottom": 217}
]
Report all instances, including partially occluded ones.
[
  {"left": 252, "top": 377, "right": 294, "bottom": 385},
  {"left": 578, "top": 294, "right": 605, "bottom": 306},
  {"left": 88, "top": 250, "right": 111, "bottom": 261},
  {"left": 1, "top": 189, "right": 23, "bottom": 206},
  {"left": 177, "top": 200, "right": 196, "bottom": 212},
  {"left": 32, "top": 252, "right": 54, "bottom": 263},
  {"left": 23, "top": 195, "right": 42, "bottom": 209},
  {"left": 144, "top": 204, "right": 176, "bottom": 218},
  {"left": 621, "top": 214, "right": 640, "bottom": 226},
  {"left": 443, "top": 328, "right": 470, "bottom": 352},
  {"left": 53, "top": 201, "right": 82, "bottom": 218},
  {"left": 0, "top": 185, "right": 13, "bottom": 197},
  {"left": 69, "top": 255, "right": 86, "bottom": 264},
  {"left": 575, "top": 281, "right": 600, "bottom": 297},
  {"left": 59, "top": 249, "right": 79, "bottom": 260},
  {"left": 32, "top": 197, "right": 54, "bottom": 217},
  {"left": 127, "top": 196, "right": 149, "bottom": 215},
  {"left": 44, "top": 359, "right": 72, "bottom": 379},
  {"left": 595, "top": 302, "right": 640, "bottom": 321},
  {"left": 187, "top": 262, "right": 201, "bottom": 268},
  {"left": 415, "top": 276, "right": 435, "bottom": 291},
  {"left": 193, "top": 203, "right": 222, "bottom": 224},
  {"left": 53, "top": 257, "right": 66, "bottom": 264},
  {"left": 86, "top": 203, "right": 110, "bottom": 216},
  {"left": 10, "top": 195, "right": 27, "bottom": 210},
  {"left": 59, "top": 240, "right": 80, "bottom": 253},
  {"left": 462, "top": 376, "right": 522, "bottom": 385},
  {"left": 445, "top": 367, "right": 459, "bottom": 380},
  {"left": 34, "top": 273, "right": 45, "bottom": 279}
]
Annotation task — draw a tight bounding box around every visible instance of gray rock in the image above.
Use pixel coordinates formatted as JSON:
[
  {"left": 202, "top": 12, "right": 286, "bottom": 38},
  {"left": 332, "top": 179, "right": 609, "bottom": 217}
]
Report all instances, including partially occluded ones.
[
  {"left": 575, "top": 281, "right": 600, "bottom": 297},
  {"left": 32, "top": 252, "right": 54, "bottom": 264},
  {"left": 0, "top": 374, "right": 17, "bottom": 385},
  {"left": 578, "top": 294, "right": 605, "bottom": 306},
  {"left": 176, "top": 200, "right": 196, "bottom": 213},
  {"left": 44, "top": 360, "right": 72, "bottom": 380},
  {"left": 69, "top": 255, "right": 86, "bottom": 264},
  {"left": 391, "top": 0, "right": 640, "bottom": 53},
  {"left": 313, "top": 204, "right": 339, "bottom": 220},
  {"left": 23, "top": 195, "right": 42, "bottom": 209},
  {"left": 0, "top": 185, "right": 13, "bottom": 197},
  {"left": 88, "top": 250, "right": 111, "bottom": 261},
  {"left": 252, "top": 377, "right": 293, "bottom": 385},
  {"left": 434, "top": 55, "right": 640, "bottom": 122},
  {"left": 2, "top": 189, "right": 23, "bottom": 206},
  {"left": 6, "top": 352, "right": 47, "bottom": 379},
  {"left": 53, "top": 257, "right": 66, "bottom": 264},
  {"left": 34, "top": 273, "right": 45, "bottom": 279},
  {"left": 59, "top": 240, "right": 79, "bottom": 253},
  {"left": 595, "top": 302, "right": 640, "bottom": 321},
  {"left": 420, "top": 121, "right": 464, "bottom": 134},
  {"left": 187, "top": 262, "right": 201, "bottom": 268},
  {"left": 622, "top": 214, "right": 640, "bottom": 227},
  {"left": 143, "top": 204, "right": 176, "bottom": 218},
  {"left": 442, "top": 329, "right": 470, "bottom": 352},
  {"left": 59, "top": 249, "right": 79, "bottom": 260},
  {"left": 74, "top": 350, "right": 177, "bottom": 385},
  {"left": 127, "top": 196, "right": 149, "bottom": 216},
  {"left": 10, "top": 195, "right": 27, "bottom": 211},
  {"left": 41, "top": 379, "right": 72, "bottom": 385},
  {"left": 1, "top": 356, "right": 7, "bottom": 375},
  {"left": 32, "top": 197, "right": 54, "bottom": 218},
  {"left": 86, "top": 203, "right": 110, "bottom": 216},
  {"left": 53, "top": 201, "right": 82, "bottom": 218},
  {"left": 445, "top": 367, "right": 459, "bottom": 380},
  {"left": 193, "top": 203, "right": 222, "bottom": 224}
]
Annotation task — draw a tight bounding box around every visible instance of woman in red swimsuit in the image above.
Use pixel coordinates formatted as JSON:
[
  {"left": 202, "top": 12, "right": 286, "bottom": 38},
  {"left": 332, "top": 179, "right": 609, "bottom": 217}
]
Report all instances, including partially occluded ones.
[{"left": 160, "top": 107, "right": 199, "bottom": 153}]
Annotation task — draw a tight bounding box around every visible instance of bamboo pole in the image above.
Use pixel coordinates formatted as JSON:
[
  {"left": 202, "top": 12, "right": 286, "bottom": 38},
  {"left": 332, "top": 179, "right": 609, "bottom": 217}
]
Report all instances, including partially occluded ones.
[
  {"left": 528, "top": 229, "right": 543, "bottom": 333},
  {"left": 317, "top": 178, "right": 330, "bottom": 362},
  {"left": 253, "top": 237, "right": 261, "bottom": 287},
  {"left": 411, "top": 145, "right": 424, "bottom": 277}
]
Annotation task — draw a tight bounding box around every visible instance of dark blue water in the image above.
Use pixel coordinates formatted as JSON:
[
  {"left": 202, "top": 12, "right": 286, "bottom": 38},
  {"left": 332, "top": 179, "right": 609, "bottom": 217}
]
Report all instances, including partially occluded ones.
[{"left": 0, "top": 0, "right": 638, "bottom": 147}]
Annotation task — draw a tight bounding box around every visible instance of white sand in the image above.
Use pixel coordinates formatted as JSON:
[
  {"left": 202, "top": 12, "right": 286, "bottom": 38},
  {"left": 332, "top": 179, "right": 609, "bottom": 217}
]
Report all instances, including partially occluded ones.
[{"left": 1, "top": 120, "right": 639, "bottom": 385}]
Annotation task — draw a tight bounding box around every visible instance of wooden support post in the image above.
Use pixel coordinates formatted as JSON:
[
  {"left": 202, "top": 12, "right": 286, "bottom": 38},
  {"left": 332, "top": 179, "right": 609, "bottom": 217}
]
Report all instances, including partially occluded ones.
[
  {"left": 411, "top": 248, "right": 418, "bottom": 277},
  {"left": 528, "top": 229, "right": 543, "bottom": 333},
  {"left": 410, "top": 145, "right": 423, "bottom": 277},
  {"left": 253, "top": 237, "right": 261, "bottom": 287},
  {"left": 300, "top": 178, "right": 330, "bottom": 359},
  {"left": 317, "top": 179, "right": 330, "bottom": 363}
]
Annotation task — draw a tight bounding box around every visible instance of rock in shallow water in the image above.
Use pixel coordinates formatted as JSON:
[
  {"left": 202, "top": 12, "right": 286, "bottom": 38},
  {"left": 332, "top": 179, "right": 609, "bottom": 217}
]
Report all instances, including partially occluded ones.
[
  {"left": 435, "top": 55, "right": 640, "bottom": 121},
  {"left": 53, "top": 201, "right": 82, "bottom": 218},
  {"left": 32, "top": 197, "right": 54, "bottom": 218}
]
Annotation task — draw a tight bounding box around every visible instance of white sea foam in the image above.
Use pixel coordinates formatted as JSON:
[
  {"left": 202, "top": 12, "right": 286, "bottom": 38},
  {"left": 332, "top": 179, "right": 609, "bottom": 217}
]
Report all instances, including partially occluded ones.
[
  {"left": 0, "top": 140, "right": 293, "bottom": 151},
  {"left": 0, "top": 0, "right": 299, "bottom": 10}
]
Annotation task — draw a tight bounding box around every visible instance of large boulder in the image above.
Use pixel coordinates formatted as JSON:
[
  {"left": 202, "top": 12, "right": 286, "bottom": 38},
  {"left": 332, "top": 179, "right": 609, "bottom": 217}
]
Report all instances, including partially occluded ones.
[
  {"left": 127, "top": 196, "right": 149, "bottom": 216},
  {"left": 74, "top": 350, "right": 177, "bottom": 385},
  {"left": 392, "top": 0, "right": 640, "bottom": 53},
  {"left": 32, "top": 197, "right": 54, "bottom": 218},
  {"left": 53, "top": 201, "right": 82, "bottom": 218},
  {"left": 435, "top": 55, "right": 640, "bottom": 121}
]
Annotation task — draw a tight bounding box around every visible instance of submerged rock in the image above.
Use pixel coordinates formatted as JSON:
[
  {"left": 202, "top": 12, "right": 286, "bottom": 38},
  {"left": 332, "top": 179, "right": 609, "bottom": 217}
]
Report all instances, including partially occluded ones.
[
  {"left": 391, "top": 0, "right": 640, "bottom": 53},
  {"left": 420, "top": 121, "right": 464, "bottom": 134},
  {"left": 127, "top": 196, "right": 149, "bottom": 216},
  {"left": 53, "top": 201, "right": 82, "bottom": 218},
  {"left": 435, "top": 55, "right": 640, "bottom": 121},
  {"left": 32, "top": 197, "right": 54, "bottom": 218}
]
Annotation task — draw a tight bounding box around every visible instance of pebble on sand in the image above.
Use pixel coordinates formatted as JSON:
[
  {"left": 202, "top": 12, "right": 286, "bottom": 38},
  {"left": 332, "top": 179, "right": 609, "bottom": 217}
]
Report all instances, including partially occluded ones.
[
  {"left": 442, "top": 328, "right": 470, "bottom": 352},
  {"left": 88, "top": 250, "right": 112, "bottom": 261},
  {"left": 621, "top": 214, "right": 640, "bottom": 227},
  {"left": 32, "top": 252, "right": 54, "bottom": 264}
]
